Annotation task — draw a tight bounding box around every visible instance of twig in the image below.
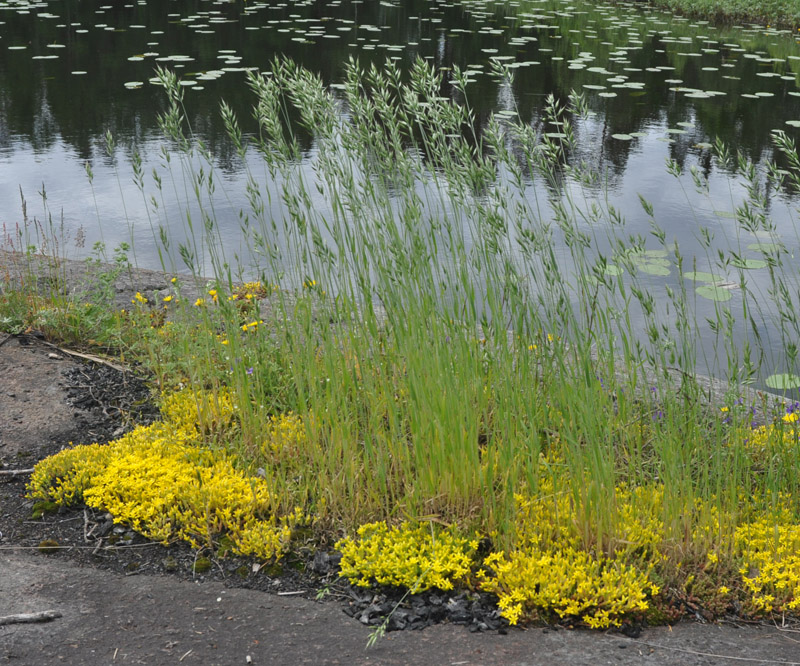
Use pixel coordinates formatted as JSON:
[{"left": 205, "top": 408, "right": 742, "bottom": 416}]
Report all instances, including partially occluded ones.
[
  {"left": 0, "top": 610, "right": 62, "bottom": 626},
  {"left": 0, "top": 468, "right": 35, "bottom": 476},
  {"left": 32, "top": 337, "right": 128, "bottom": 373}
]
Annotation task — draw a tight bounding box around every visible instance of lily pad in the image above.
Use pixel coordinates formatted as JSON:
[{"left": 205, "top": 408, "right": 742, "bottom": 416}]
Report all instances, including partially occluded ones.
[
  {"left": 731, "top": 258, "right": 767, "bottom": 269},
  {"left": 765, "top": 373, "right": 800, "bottom": 390},
  {"left": 603, "top": 264, "right": 623, "bottom": 276},
  {"left": 611, "top": 133, "right": 633, "bottom": 141},
  {"left": 747, "top": 242, "right": 783, "bottom": 252},
  {"left": 637, "top": 263, "right": 671, "bottom": 276},
  {"left": 696, "top": 285, "right": 732, "bottom": 302},
  {"left": 684, "top": 271, "right": 723, "bottom": 283}
]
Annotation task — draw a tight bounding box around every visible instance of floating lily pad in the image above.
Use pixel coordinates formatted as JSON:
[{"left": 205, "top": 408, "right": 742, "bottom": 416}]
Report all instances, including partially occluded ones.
[
  {"left": 731, "top": 258, "right": 767, "bottom": 269},
  {"left": 765, "top": 373, "right": 800, "bottom": 390},
  {"left": 637, "top": 263, "right": 671, "bottom": 276},
  {"left": 603, "top": 264, "right": 623, "bottom": 276},
  {"left": 747, "top": 242, "right": 783, "bottom": 252},
  {"left": 684, "top": 271, "right": 723, "bottom": 283},
  {"left": 696, "top": 285, "right": 732, "bottom": 302},
  {"left": 611, "top": 133, "right": 633, "bottom": 141}
]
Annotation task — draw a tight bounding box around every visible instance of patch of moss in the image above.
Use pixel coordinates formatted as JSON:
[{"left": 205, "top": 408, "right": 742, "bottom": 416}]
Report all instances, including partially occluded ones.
[
  {"left": 31, "top": 500, "right": 58, "bottom": 520},
  {"left": 37, "top": 538, "right": 60, "bottom": 554},
  {"left": 193, "top": 556, "right": 212, "bottom": 574}
]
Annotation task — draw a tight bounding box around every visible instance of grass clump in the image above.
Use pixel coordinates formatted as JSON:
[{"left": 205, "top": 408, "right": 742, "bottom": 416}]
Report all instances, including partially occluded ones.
[{"left": 14, "top": 54, "right": 800, "bottom": 630}]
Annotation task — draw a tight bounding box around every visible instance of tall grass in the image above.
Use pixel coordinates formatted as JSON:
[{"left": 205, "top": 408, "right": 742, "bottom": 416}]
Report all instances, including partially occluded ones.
[
  {"left": 9, "top": 55, "right": 800, "bottom": 592},
  {"left": 104, "top": 54, "right": 795, "bottom": 564}
]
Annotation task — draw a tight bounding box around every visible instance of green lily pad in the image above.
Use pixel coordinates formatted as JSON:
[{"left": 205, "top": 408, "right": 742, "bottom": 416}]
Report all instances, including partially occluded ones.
[
  {"left": 731, "top": 258, "right": 767, "bottom": 269},
  {"left": 684, "top": 271, "right": 723, "bottom": 283},
  {"left": 747, "top": 242, "right": 783, "bottom": 252},
  {"left": 765, "top": 373, "right": 800, "bottom": 390},
  {"left": 603, "top": 265, "right": 623, "bottom": 276},
  {"left": 611, "top": 133, "right": 633, "bottom": 141},
  {"left": 696, "top": 285, "right": 732, "bottom": 302},
  {"left": 637, "top": 263, "right": 671, "bottom": 276}
]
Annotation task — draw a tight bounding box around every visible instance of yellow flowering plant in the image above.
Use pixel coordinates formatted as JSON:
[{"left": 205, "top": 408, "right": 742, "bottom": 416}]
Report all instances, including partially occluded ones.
[
  {"left": 28, "top": 390, "right": 302, "bottom": 562},
  {"left": 336, "top": 521, "right": 477, "bottom": 592}
]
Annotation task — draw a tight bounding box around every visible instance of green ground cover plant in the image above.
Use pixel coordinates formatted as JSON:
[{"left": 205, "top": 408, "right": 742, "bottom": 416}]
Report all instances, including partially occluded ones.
[
  {"left": 645, "top": 0, "right": 800, "bottom": 27},
  {"left": 8, "top": 55, "right": 800, "bottom": 629}
]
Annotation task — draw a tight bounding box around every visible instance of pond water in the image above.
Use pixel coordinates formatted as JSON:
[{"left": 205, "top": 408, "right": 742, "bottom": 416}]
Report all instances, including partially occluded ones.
[{"left": 2, "top": 0, "right": 800, "bottom": 385}]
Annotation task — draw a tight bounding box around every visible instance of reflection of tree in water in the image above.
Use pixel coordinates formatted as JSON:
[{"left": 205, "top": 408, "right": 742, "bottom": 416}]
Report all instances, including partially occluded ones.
[{"left": 0, "top": 0, "right": 799, "bottom": 204}]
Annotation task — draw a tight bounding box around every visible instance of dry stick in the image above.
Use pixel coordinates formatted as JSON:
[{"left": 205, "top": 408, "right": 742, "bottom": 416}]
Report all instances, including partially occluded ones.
[
  {"left": 0, "top": 610, "right": 62, "bottom": 626},
  {"left": 0, "top": 469, "right": 34, "bottom": 476},
  {"left": 34, "top": 338, "right": 128, "bottom": 373}
]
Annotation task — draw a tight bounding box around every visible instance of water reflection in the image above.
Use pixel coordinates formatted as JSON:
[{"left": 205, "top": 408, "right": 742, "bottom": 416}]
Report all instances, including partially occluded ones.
[{"left": 1, "top": 0, "right": 800, "bottom": 382}]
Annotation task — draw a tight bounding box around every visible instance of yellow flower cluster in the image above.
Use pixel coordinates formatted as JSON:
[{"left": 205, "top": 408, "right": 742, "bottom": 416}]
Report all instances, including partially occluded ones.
[
  {"left": 160, "top": 388, "right": 235, "bottom": 436},
  {"left": 614, "top": 485, "right": 665, "bottom": 558},
  {"left": 480, "top": 487, "right": 658, "bottom": 627},
  {"left": 262, "top": 411, "right": 307, "bottom": 461},
  {"left": 28, "top": 390, "right": 301, "bottom": 562},
  {"left": 735, "top": 512, "right": 800, "bottom": 612},
  {"left": 229, "top": 281, "right": 275, "bottom": 301},
  {"left": 336, "top": 521, "right": 476, "bottom": 592},
  {"left": 479, "top": 547, "right": 653, "bottom": 627}
]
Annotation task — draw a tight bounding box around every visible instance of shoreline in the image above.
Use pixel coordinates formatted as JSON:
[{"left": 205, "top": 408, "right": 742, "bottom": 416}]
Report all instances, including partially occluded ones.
[
  {"left": 643, "top": 0, "right": 800, "bottom": 29},
  {"left": 0, "top": 248, "right": 792, "bottom": 425}
]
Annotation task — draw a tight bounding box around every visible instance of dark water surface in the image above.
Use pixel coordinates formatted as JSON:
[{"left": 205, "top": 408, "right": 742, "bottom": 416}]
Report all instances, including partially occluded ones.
[{"left": 2, "top": 0, "right": 800, "bottom": 381}]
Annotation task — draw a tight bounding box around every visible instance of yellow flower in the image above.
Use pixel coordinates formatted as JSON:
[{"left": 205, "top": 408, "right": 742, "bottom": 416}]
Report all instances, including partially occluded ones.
[
  {"left": 782, "top": 412, "right": 798, "bottom": 423},
  {"left": 194, "top": 298, "right": 205, "bottom": 307},
  {"left": 132, "top": 292, "right": 148, "bottom": 304},
  {"left": 163, "top": 295, "right": 173, "bottom": 303}
]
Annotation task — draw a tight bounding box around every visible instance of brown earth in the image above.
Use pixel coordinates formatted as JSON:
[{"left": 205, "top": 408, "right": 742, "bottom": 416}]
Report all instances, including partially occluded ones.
[{"left": 3, "top": 255, "right": 800, "bottom": 665}]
